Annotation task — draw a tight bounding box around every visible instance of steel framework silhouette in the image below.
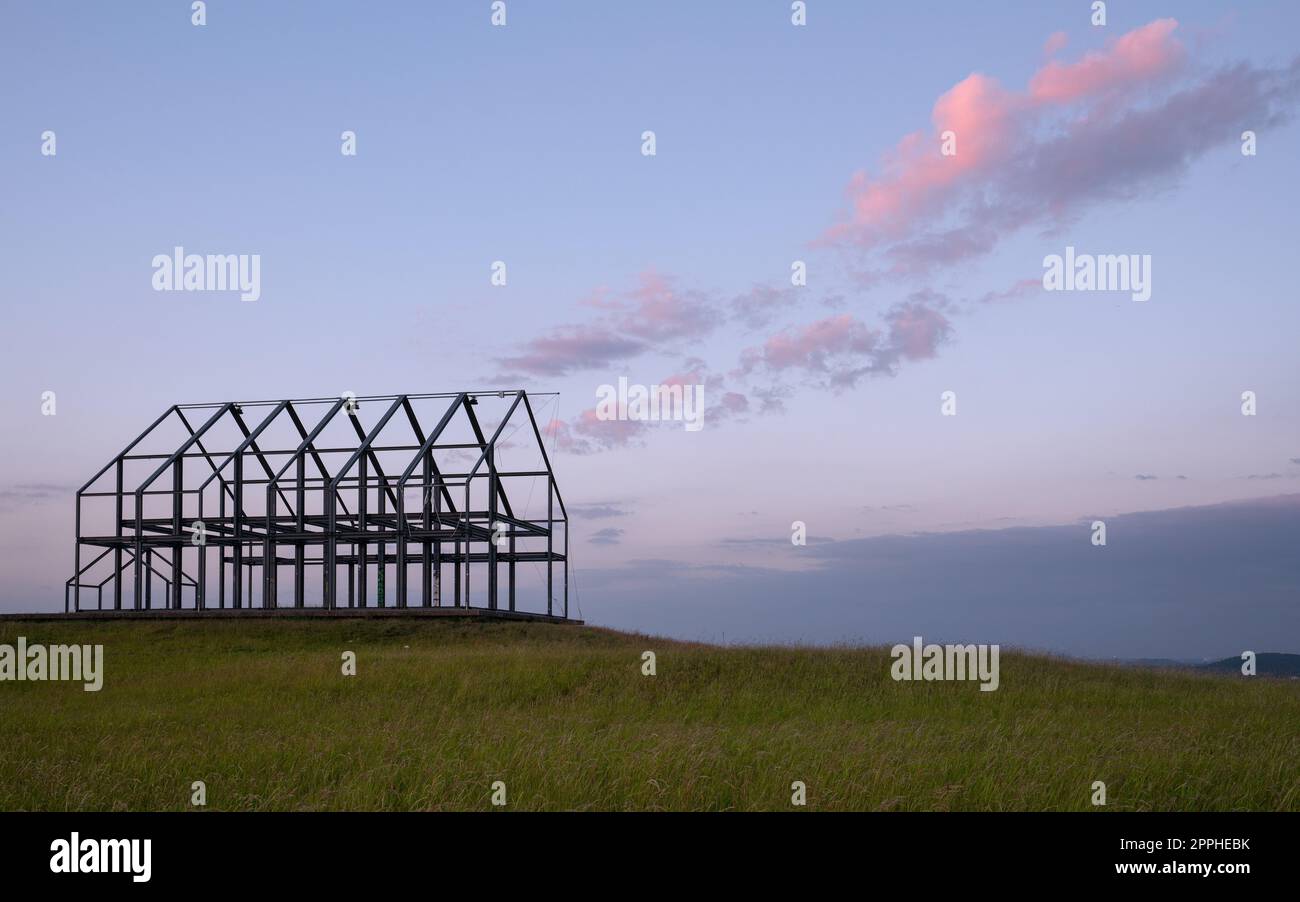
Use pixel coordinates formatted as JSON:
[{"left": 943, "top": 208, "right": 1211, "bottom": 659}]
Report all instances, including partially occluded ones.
[{"left": 65, "top": 391, "right": 572, "bottom": 619}]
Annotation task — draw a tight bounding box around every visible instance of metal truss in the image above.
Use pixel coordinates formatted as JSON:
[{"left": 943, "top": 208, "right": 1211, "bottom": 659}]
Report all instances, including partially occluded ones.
[{"left": 65, "top": 391, "right": 571, "bottom": 619}]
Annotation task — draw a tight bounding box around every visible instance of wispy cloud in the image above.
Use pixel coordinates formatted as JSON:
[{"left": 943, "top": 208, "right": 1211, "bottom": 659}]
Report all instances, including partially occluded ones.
[
  {"left": 495, "top": 271, "right": 721, "bottom": 380},
  {"left": 819, "top": 20, "right": 1300, "bottom": 278},
  {"left": 720, "top": 535, "right": 836, "bottom": 546},
  {"left": 496, "top": 324, "right": 646, "bottom": 379},
  {"left": 589, "top": 527, "right": 625, "bottom": 546},
  {"left": 0, "top": 482, "right": 71, "bottom": 510},
  {"left": 568, "top": 501, "right": 632, "bottom": 520},
  {"left": 736, "top": 301, "right": 951, "bottom": 390}
]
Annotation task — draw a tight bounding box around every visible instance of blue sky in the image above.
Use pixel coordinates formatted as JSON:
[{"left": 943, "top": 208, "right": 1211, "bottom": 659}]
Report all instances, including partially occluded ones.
[{"left": 0, "top": 1, "right": 1297, "bottom": 656}]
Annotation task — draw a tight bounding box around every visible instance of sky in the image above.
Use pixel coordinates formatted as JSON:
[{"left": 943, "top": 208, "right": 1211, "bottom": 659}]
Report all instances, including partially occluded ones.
[{"left": 0, "top": 1, "right": 1297, "bottom": 657}]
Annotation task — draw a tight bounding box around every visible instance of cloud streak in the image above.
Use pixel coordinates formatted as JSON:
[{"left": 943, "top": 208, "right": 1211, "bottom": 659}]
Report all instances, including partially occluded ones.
[
  {"left": 736, "top": 301, "right": 951, "bottom": 390},
  {"left": 820, "top": 20, "right": 1300, "bottom": 276},
  {"left": 496, "top": 271, "right": 721, "bottom": 380}
]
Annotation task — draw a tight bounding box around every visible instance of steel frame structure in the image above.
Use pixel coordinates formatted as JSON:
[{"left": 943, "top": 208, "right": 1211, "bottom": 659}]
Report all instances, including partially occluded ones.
[{"left": 65, "top": 391, "right": 571, "bottom": 618}]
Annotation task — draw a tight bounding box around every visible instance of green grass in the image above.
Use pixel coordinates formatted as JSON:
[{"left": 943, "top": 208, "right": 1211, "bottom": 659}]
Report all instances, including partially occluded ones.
[{"left": 0, "top": 618, "right": 1296, "bottom": 811}]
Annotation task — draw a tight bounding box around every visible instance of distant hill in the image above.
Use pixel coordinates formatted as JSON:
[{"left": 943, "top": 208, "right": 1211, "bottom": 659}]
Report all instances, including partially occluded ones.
[
  {"left": 1200, "top": 652, "right": 1300, "bottom": 678},
  {"left": 1119, "top": 653, "right": 1300, "bottom": 677},
  {"left": 1122, "top": 658, "right": 1204, "bottom": 670}
]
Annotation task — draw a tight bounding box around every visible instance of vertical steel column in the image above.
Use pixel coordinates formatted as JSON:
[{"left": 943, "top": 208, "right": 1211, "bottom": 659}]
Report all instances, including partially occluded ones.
[
  {"left": 462, "top": 482, "right": 471, "bottom": 608},
  {"left": 263, "top": 486, "right": 276, "bottom": 608},
  {"left": 433, "top": 473, "right": 442, "bottom": 606},
  {"left": 487, "top": 447, "right": 498, "bottom": 611},
  {"left": 421, "top": 452, "right": 432, "bottom": 607},
  {"left": 72, "top": 492, "right": 80, "bottom": 613},
  {"left": 172, "top": 458, "right": 183, "bottom": 608},
  {"left": 453, "top": 496, "right": 461, "bottom": 607},
  {"left": 232, "top": 455, "right": 243, "bottom": 608},
  {"left": 547, "top": 478, "right": 553, "bottom": 617},
  {"left": 325, "top": 492, "right": 336, "bottom": 609},
  {"left": 377, "top": 474, "right": 386, "bottom": 608},
  {"left": 507, "top": 458, "right": 516, "bottom": 612},
  {"left": 133, "top": 491, "right": 144, "bottom": 611},
  {"left": 218, "top": 490, "right": 226, "bottom": 609},
  {"left": 396, "top": 485, "right": 408, "bottom": 608},
  {"left": 196, "top": 493, "right": 206, "bottom": 610},
  {"left": 357, "top": 457, "right": 368, "bottom": 608},
  {"left": 323, "top": 491, "right": 335, "bottom": 610},
  {"left": 295, "top": 456, "right": 306, "bottom": 608},
  {"left": 114, "top": 459, "right": 124, "bottom": 610}
]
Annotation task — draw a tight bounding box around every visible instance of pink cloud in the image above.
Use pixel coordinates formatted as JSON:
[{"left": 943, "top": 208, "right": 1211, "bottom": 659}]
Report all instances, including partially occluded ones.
[
  {"left": 719, "top": 391, "right": 749, "bottom": 415},
  {"left": 544, "top": 366, "right": 736, "bottom": 453},
  {"left": 606, "top": 270, "right": 722, "bottom": 342},
  {"left": 545, "top": 410, "right": 647, "bottom": 455},
  {"left": 660, "top": 366, "right": 706, "bottom": 388},
  {"left": 497, "top": 324, "right": 645, "bottom": 378},
  {"left": 1043, "top": 31, "right": 1068, "bottom": 58},
  {"left": 824, "top": 72, "right": 1015, "bottom": 246},
  {"left": 737, "top": 301, "right": 952, "bottom": 391},
  {"left": 817, "top": 19, "right": 1298, "bottom": 275},
  {"left": 744, "top": 314, "right": 881, "bottom": 373},
  {"left": 1029, "top": 19, "right": 1183, "bottom": 104},
  {"left": 976, "top": 278, "right": 1042, "bottom": 306},
  {"left": 886, "top": 302, "right": 951, "bottom": 360},
  {"left": 495, "top": 271, "right": 722, "bottom": 381},
  {"left": 730, "top": 283, "right": 799, "bottom": 328}
]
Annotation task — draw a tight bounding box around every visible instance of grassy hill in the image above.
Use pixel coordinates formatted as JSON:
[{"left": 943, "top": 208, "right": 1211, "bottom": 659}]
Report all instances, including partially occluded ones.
[{"left": 1, "top": 618, "right": 1297, "bottom": 811}]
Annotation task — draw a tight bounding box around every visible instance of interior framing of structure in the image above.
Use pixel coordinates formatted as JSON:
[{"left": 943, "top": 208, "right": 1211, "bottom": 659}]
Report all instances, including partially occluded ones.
[{"left": 65, "top": 390, "right": 572, "bottom": 620}]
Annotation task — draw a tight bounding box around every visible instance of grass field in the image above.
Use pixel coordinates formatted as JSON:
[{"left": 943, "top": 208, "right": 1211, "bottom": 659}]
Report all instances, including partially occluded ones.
[{"left": 0, "top": 618, "right": 1296, "bottom": 811}]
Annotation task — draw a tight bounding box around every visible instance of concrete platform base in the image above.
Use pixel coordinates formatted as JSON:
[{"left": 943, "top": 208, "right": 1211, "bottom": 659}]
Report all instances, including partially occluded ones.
[{"left": 0, "top": 608, "right": 582, "bottom": 625}]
